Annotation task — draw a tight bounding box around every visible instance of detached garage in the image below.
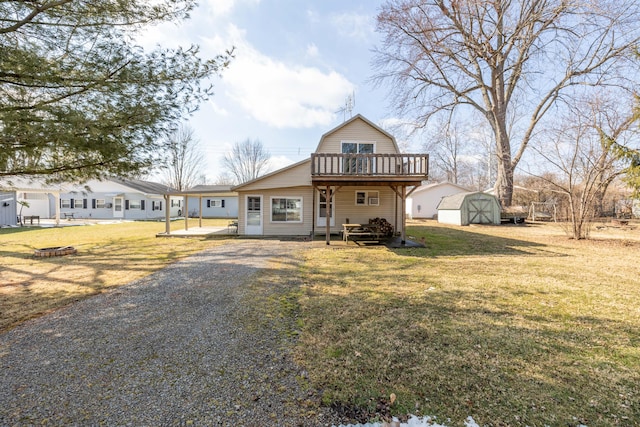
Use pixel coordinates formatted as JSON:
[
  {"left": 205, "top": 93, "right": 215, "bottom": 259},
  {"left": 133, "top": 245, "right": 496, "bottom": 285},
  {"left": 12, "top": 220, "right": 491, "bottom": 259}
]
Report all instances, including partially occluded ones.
[{"left": 437, "top": 192, "right": 501, "bottom": 226}]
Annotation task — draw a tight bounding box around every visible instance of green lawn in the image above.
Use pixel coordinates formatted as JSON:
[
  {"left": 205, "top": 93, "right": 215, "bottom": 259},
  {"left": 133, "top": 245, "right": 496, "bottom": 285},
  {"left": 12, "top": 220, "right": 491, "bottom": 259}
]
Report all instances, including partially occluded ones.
[
  {"left": 277, "top": 222, "right": 640, "bottom": 426},
  {"left": 0, "top": 219, "right": 229, "bottom": 331},
  {"left": 2, "top": 219, "right": 639, "bottom": 426}
]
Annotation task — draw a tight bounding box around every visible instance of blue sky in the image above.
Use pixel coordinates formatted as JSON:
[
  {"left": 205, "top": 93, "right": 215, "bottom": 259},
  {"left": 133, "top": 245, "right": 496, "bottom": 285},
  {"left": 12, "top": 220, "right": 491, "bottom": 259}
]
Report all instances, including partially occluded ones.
[{"left": 141, "top": 0, "right": 410, "bottom": 181}]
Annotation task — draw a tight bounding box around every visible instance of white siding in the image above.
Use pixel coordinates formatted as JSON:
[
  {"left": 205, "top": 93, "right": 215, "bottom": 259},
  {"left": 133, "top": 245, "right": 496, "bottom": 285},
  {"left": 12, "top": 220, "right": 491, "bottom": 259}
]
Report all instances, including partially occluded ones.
[
  {"left": 409, "top": 183, "right": 470, "bottom": 219},
  {"left": 438, "top": 210, "right": 463, "bottom": 226}
]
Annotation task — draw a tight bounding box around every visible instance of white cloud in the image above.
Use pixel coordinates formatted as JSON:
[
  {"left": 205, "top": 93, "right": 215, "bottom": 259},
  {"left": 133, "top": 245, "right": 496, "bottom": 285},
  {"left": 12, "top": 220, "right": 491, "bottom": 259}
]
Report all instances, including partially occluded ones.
[
  {"left": 205, "top": 24, "right": 355, "bottom": 129},
  {"left": 208, "top": 100, "right": 229, "bottom": 116},
  {"left": 201, "top": 0, "right": 261, "bottom": 18},
  {"left": 306, "top": 43, "right": 319, "bottom": 58},
  {"left": 329, "top": 12, "right": 375, "bottom": 42}
]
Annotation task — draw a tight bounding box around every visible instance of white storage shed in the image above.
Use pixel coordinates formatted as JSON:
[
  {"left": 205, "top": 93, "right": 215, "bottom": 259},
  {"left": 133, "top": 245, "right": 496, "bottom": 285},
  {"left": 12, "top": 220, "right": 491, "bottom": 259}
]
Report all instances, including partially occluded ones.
[{"left": 437, "top": 191, "right": 501, "bottom": 226}]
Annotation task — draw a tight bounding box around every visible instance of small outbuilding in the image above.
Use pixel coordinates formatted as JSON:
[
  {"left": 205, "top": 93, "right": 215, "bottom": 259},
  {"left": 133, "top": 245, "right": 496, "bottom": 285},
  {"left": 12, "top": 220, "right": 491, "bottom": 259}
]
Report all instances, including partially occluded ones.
[
  {"left": 437, "top": 191, "right": 501, "bottom": 226},
  {"left": 407, "top": 182, "right": 471, "bottom": 219}
]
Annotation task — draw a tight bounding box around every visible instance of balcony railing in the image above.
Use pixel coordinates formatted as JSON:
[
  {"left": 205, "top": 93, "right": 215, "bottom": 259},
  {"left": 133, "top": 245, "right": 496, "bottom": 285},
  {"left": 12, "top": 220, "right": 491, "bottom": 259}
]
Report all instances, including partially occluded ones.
[{"left": 311, "top": 153, "right": 429, "bottom": 178}]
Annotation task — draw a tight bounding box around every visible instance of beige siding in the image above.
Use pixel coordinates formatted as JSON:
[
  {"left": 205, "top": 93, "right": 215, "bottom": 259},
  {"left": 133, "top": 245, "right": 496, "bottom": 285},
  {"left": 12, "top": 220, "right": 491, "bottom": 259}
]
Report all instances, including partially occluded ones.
[
  {"left": 237, "top": 160, "right": 311, "bottom": 192},
  {"left": 318, "top": 186, "right": 401, "bottom": 235},
  {"left": 316, "top": 118, "right": 398, "bottom": 154},
  {"left": 238, "top": 187, "right": 314, "bottom": 236}
]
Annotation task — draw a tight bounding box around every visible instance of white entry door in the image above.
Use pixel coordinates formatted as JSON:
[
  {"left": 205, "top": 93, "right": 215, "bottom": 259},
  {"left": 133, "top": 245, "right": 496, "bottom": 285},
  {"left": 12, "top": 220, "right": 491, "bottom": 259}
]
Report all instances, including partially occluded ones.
[
  {"left": 245, "top": 195, "right": 263, "bottom": 235},
  {"left": 316, "top": 189, "right": 335, "bottom": 227},
  {"left": 113, "top": 197, "right": 124, "bottom": 218}
]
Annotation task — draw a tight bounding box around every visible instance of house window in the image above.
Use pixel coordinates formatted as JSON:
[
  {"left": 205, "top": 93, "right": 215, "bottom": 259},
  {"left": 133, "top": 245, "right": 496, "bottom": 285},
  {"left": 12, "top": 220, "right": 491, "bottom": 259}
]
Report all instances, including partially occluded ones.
[
  {"left": 355, "top": 191, "right": 379, "bottom": 206},
  {"left": 129, "top": 200, "right": 141, "bottom": 210},
  {"left": 171, "top": 199, "right": 181, "bottom": 207},
  {"left": 342, "top": 141, "right": 375, "bottom": 174},
  {"left": 61, "top": 199, "right": 70, "bottom": 208},
  {"left": 152, "top": 200, "right": 163, "bottom": 211},
  {"left": 271, "top": 197, "right": 302, "bottom": 222},
  {"left": 71, "top": 198, "right": 86, "bottom": 209},
  {"left": 96, "top": 199, "right": 106, "bottom": 209},
  {"left": 207, "top": 199, "right": 225, "bottom": 208}
]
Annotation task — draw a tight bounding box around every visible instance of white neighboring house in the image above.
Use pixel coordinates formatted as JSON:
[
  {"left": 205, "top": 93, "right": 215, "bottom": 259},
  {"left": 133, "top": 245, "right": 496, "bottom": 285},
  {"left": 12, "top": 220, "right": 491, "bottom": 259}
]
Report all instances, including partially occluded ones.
[
  {"left": 407, "top": 182, "right": 471, "bottom": 219},
  {"left": 184, "top": 185, "right": 238, "bottom": 218},
  {"left": 1, "top": 177, "right": 182, "bottom": 223}
]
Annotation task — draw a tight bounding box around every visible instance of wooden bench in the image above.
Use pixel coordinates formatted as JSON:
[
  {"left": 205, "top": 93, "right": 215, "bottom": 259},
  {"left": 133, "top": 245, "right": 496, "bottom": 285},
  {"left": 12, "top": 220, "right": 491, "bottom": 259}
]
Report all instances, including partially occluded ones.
[{"left": 63, "top": 212, "right": 75, "bottom": 220}]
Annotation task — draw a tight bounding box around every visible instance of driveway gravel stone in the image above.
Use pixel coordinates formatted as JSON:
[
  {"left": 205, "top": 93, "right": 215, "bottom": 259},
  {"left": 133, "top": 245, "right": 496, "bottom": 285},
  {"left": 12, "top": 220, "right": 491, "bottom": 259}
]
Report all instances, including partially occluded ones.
[{"left": 0, "top": 240, "right": 343, "bottom": 426}]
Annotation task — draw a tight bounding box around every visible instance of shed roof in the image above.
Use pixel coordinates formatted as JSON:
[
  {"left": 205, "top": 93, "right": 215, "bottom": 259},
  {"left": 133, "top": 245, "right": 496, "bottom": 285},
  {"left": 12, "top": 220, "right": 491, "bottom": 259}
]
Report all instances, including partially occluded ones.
[{"left": 437, "top": 191, "right": 498, "bottom": 210}]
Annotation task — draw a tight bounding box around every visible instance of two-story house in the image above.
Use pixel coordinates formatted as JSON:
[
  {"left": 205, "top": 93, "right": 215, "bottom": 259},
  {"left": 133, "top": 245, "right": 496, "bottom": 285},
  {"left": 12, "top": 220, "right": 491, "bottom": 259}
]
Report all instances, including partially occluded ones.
[{"left": 233, "top": 114, "right": 429, "bottom": 244}]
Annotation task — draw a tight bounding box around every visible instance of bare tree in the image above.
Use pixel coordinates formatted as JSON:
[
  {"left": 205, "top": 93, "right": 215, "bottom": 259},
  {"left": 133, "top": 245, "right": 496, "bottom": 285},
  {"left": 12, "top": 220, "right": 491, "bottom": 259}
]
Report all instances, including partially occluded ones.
[
  {"left": 373, "top": 0, "right": 640, "bottom": 206},
  {"left": 161, "top": 125, "right": 206, "bottom": 191},
  {"left": 221, "top": 139, "right": 271, "bottom": 185},
  {"left": 530, "top": 95, "right": 637, "bottom": 239}
]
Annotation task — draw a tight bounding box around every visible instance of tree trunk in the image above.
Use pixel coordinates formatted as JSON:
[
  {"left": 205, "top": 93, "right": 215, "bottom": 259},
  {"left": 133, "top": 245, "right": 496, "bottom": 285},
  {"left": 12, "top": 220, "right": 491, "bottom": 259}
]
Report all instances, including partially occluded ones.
[{"left": 493, "top": 119, "right": 514, "bottom": 207}]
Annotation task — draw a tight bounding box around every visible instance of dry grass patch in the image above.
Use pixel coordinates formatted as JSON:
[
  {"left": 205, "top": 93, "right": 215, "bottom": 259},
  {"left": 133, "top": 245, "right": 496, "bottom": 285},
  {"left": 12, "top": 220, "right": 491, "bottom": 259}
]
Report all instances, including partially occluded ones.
[
  {"left": 293, "top": 221, "right": 640, "bottom": 426},
  {"left": 0, "top": 220, "right": 228, "bottom": 331}
]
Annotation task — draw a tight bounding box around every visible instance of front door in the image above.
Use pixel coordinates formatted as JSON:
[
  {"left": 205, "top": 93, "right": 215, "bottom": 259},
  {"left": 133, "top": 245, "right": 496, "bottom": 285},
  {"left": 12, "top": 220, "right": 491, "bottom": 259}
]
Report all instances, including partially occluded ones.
[
  {"left": 113, "top": 197, "right": 124, "bottom": 218},
  {"left": 245, "top": 195, "right": 263, "bottom": 235},
  {"left": 316, "top": 188, "right": 335, "bottom": 227}
]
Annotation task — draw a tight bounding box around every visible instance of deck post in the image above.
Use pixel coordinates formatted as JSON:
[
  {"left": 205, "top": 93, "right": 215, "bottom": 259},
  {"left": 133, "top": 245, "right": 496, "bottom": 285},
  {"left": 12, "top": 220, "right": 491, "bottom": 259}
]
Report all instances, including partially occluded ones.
[
  {"left": 164, "top": 194, "right": 171, "bottom": 235},
  {"left": 325, "top": 185, "right": 331, "bottom": 245},
  {"left": 199, "top": 196, "right": 203, "bottom": 228},
  {"left": 401, "top": 185, "right": 406, "bottom": 244}
]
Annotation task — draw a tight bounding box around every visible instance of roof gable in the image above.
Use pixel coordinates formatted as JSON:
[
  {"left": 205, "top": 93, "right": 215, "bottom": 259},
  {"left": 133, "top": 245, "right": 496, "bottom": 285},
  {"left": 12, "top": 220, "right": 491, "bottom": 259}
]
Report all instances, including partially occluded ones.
[
  {"left": 437, "top": 191, "right": 500, "bottom": 210},
  {"left": 314, "top": 114, "right": 400, "bottom": 154}
]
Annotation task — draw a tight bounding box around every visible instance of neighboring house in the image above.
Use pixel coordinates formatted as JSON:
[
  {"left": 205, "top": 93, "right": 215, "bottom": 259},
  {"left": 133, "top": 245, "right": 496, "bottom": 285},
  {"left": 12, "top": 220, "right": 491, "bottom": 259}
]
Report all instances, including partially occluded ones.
[
  {"left": 232, "top": 114, "right": 429, "bottom": 244},
  {"left": 0, "top": 191, "right": 17, "bottom": 227},
  {"left": 1, "top": 177, "right": 181, "bottom": 222},
  {"left": 633, "top": 199, "right": 640, "bottom": 219},
  {"left": 184, "top": 185, "right": 238, "bottom": 218},
  {"left": 407, "top": 182, "right": 471, "bottom": 219},
  {"left": 437, "top": 191, "right": 501, "bottom": 226}
]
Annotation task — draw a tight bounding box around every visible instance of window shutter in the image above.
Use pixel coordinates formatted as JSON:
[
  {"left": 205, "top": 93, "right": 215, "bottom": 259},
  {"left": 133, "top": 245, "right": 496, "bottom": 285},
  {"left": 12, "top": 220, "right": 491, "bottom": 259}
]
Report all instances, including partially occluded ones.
[
  {"left": 222, "top": 199, "right": 225, "bottom": 208},
  {"left": 141, "top": 200, "right": 145, "bottom": 210},
  {"left": 83, "top": 199, "right": 88, "bottom": 209},
  {"left": 207, "top": 199, "right": 211, "bottom": 208},
  {"left": 159, "top": 201, "right": 163, "bottom": 211},
  {"left": 92, "top": 199, "right": 96, "bottom": 209},
  {"left": 70, "top": 198, "right": 74, "bottom": 208},
  {"left": 125, "top": 200, "right": 129, "bottom": 210}
]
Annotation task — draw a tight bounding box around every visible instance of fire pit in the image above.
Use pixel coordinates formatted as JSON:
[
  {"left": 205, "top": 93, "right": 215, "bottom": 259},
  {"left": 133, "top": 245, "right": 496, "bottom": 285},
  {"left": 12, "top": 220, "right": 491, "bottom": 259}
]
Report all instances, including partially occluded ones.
[{"left": 34, "top": 246, "right": 77, "bottom": 257}]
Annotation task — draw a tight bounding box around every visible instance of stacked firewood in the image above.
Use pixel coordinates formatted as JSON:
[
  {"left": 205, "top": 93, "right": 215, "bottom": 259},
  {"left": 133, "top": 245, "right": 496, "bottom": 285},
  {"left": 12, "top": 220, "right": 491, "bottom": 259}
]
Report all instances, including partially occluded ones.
[{"left": 369, "top": 217, "right": 394, "bottom": 236}]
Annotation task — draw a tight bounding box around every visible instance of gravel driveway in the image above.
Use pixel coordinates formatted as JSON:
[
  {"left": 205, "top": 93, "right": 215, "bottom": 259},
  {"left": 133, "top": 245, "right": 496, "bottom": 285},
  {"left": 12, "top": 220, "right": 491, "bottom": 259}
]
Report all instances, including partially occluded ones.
[{"left": 0, "top": 240, "right": 343, "bottom": 426}]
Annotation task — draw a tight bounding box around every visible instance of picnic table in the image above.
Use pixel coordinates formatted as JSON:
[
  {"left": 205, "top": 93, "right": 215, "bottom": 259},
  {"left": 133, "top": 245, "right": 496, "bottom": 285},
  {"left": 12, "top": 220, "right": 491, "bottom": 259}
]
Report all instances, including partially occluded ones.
[
  {"left": 342, "top": 223, "right": 382, "bottom": 244},
  {"left": 23, "top": 215, "right": 40, "bottom": 225}
]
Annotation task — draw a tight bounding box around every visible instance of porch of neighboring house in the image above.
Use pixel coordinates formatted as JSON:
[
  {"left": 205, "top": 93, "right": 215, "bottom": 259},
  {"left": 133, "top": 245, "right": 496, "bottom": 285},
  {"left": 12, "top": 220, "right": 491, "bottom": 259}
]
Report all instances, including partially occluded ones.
[{"left": 310, "top": 152, "right": 429, "bottom": 245}]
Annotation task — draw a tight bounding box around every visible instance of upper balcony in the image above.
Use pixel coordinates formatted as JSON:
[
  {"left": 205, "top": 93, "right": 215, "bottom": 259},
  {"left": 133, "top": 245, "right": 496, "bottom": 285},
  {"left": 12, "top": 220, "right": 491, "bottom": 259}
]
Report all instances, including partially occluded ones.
[{"left": 311, "top": 153, "right": 429, "bottom": 186}]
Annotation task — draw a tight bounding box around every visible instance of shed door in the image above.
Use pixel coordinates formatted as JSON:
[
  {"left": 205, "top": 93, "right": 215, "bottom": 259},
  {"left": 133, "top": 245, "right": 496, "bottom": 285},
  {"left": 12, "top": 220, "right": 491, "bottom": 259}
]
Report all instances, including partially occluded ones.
[{"left": 468, "top": 197, "right": 493, "bottom": 224}]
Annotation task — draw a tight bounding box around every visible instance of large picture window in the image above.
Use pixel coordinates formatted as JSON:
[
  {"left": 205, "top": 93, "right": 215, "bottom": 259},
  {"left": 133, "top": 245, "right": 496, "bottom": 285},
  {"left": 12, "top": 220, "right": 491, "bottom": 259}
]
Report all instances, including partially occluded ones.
[{"left": 271, "top": 197, "right": 302, "bottom": 222}]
